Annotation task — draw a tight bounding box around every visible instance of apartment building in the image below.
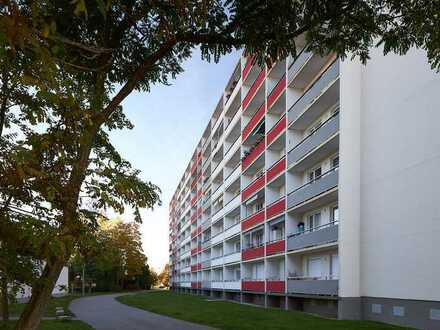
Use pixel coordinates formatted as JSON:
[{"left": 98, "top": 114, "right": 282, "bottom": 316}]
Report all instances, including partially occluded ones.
[{"left": 168, "top": 45, "right": 440, "bottom": 330}]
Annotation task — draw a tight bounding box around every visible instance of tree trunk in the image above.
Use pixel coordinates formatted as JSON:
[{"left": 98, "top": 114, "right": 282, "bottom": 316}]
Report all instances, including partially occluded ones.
[
  {"left": 15, "top": 258, "right": 65, "bottom": 330},
  {"left": 0, "top": 277, "right": 9, "bottom": 321}
]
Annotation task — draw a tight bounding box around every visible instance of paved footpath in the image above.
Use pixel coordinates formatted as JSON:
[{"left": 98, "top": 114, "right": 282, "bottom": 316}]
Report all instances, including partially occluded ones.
[{"left": 69, "top": 293, "right": 213, "bottom": 330}]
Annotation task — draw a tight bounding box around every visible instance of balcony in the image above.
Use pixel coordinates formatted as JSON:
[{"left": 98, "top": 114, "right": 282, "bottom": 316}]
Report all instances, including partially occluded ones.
[
  {"left": 266, "top": 197, "right": 285, "bottom": 220},
  {"left": 288, "top": 112, "right": 340, "bottom": 170},
  {"left": 201, "top": 259, "right": 211, "bottom": 269},
  {"left": 224, "top": 222, "right": 241, "bottom": 240},
  {"left": 241, "top": 209, "right": 265, "bottom": 231},
  {"left": 287, "top": 223, "right": 338, "bottom": 251},
  {"left": 211, "top": 230, "right": 225, "bottom": 246},
  {"left": 242, "top": 174, "right": 265, "bottom": 201},
  {"left": 288, "top": 49, "right": 313, "bottom": 86},
  {"left": 242, "top": 245, "right": 264, "bottom": 261},
  {"left": 202, "top": 218, "right": 211, "bottom": 230},
  {"left": 288, "top": 60, "right": 339, "bottom": 129},
  {"left": 202, "top": 281, "right": 211, "bottom": 289},
  {"left": 211, "top": 256, "right": 223, "bottom": 267},
  {"left": 223, "top": 251, "right": 241, "bottom": 264},
  {"left": 243, "top": 102, "right": 265, "bottom": 141},
  {"left": 267, "top": 115, "right": 286, "bottom": 146},
  {"left": 266, "top": 280, "right": 285, "bottom": 293},
  {"left": 224, "top": 280, "right": 241, "bottom": 291},
  {"left": 287, "top": 167, "right": 338, "bottom": 210},
  {"left": 266, "top": 239, "right": 285, "bottom": 256},
  {"left": 223, "top": 194, "right": 240, "bottom": 216},
  {"left": 287, "top": 277, "right": 338, "bottom": 296},
  {"left": 211, "top": 281, "right": 224, "bottom": 290},
  {"left": 267, "top": 75, "right": 286, "bottom": 109},
  {"left": 267, "top": 157, "right": 285, "bottom": 184},
  {"left": 242, "top": 280, "right": 265, "bottom": 292},
  {"left": 242, "top": 139, "right": 265, "bottom": 171},
  {"left": 201, "top": 239, "right": 211, "bottom": 250},
  {"left": 243, "top": 69, "right": 265, "bottom": 111}
]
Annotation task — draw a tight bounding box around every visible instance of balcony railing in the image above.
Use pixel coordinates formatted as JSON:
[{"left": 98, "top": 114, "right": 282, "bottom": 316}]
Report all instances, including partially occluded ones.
[
  {"left": 266, "top": 280, "right": 285, "bottom": 293},
  {"left": 241, "top": 209, "right": 265, "bottom": 231},
  {"left": 242, "top": 138, "right": 265, "bottom": 171},
  {"left": 242, "top": 244, "right": 265, "bottom": 260},
  {"left": 287, "top": 276, "right": 338, "bottom": 296},
  {"left": 267, "top": 115, "right": 286, "bottom": 146},
  {"left": 241, "top": 173, "right": 265, "bottom": 201},
  {"left": 267, "top": 74, "right": 286, "bottom": 109},
  {"left": 266, "top": 197, "right": 285, "bottom": 220},
  {"left": 287, "top": 222, "right": 338, "bottom": 251},
  {"left": 243, "top": 69, "right": 265, "bottom": 111},
  {"left": 242, "top": 280, "right": 265, "bottom": 292},
  {"left": 288, "top": 48, "right": 313, "bottom": 84},
  {"left": 242, "top": 102, "right": 265, "bottom": 141},
  {"left": 287, "top": 166, "right": 339, "bottom": 210},
  {"left": 266, "top": 238, "right": 285, "bottom": 256},
  {"left": 288, "top": 111, "right": 340, "bottom": 166},
  {"left": 288, "top": 60, "right": 339, "bottom": 126}
]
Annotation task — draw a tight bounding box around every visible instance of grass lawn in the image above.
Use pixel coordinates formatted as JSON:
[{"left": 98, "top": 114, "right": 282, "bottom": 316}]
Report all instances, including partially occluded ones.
[
  {"left": 117, "top": 291, "right": 412, "bottom": 330},
  {"left": 0, "top": 320, "right": 93, "bottom": 330}
]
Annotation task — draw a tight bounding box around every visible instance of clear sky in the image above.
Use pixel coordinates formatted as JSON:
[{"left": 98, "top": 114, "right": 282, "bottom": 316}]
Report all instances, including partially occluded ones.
[{"left": 109, "top": 49, "right": 241, "bottom": 272}]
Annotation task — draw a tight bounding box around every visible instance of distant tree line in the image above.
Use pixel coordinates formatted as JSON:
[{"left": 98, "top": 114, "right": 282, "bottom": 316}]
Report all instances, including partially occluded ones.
[{"left": 69, "top": 218, "right": 156, "bottom": 293}]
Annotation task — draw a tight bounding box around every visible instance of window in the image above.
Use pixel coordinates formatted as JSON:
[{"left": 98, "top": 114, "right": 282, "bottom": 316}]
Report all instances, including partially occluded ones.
[
  {"left": 234, "top": 268, "right": 241, "bottom": 281},
  {"left": 255, "top": 231, "right": 264, "bottom": 246},
  {"left": 234, "top": 241, "right": 241, "bottom": 252},
  {"left": 308, "top": 167, "right": 322, "bottom": 182},
  {"left": 308, "top": 212, "right": 321, "bottom": 231}
]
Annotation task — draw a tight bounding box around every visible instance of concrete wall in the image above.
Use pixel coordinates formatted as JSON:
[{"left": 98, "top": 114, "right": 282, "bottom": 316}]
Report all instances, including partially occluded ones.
[{"left": 358, "top": 47, "right": 440, "bottom": 302}]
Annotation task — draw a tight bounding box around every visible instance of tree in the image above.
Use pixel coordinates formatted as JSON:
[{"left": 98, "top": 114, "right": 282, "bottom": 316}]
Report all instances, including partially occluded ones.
[
  {"left": 1, "top": 1, "right": 440, "bottom": 329},
  {"left": 158, "top": 264, "right": 169, "bottom": 288},
  {"left": 69, "top": 218, "right": 154, "bottom": 292}
]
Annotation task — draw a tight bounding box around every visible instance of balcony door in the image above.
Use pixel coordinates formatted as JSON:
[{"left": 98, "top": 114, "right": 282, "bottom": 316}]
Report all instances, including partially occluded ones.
[{"left": 307, "top": 257, "right": 322, "bottom": 278}]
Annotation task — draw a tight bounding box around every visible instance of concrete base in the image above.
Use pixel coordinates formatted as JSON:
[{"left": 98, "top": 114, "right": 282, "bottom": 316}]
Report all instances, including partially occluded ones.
[
  {"left": 361, "top": 297, "right": 440, "bottom": 330},
  {"left": 338, "top": 297, "right": 362, "bottom": 320}
]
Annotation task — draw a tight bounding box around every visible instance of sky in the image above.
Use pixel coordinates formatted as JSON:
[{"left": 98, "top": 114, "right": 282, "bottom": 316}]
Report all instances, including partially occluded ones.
[{"left": 108, "top": 49, "right": 241, "bottom": 272}]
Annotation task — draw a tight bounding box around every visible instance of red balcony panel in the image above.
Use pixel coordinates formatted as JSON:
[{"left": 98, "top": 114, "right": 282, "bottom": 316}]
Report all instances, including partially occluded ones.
[
  {"left": 191, "top": 177, "right": 197, "bottom": 189},
  {"left": 242, "top": 246, "right": 265, "bottom": 260},
  {"left": 267, "top": 157, "right": 285, "bottom": 183},
  {"left": 191, "top": 195, "right": 197, "bottom": 206},
  {"left": 267, "top": 75, "right": 286, "bottom": 109},
  {"left": 242, "top": 175, "right": 265, "bottom": 202},
  {"left": 197, "top": 245, "right": 202, "bottom": 253},
  {"left": 191, "top": 282, "right": 197, "bottom": 288},
  {"left": 266, "top": 280, "right": 285, "bottom": 293},
  {"left": 191, "top": 265, "right": 197, "bottom": 272},
  {"left": 242, "top": 56, "right": 254, "bottom": 81},
  {"left": 191, "top": 230, "right": 197, "bottom": 239},
  {"left": 197, "top": 263, "right": 202, "bottom": 270},
  {"left": 266, "top": 239, "right": 285, "bottom": 256},
  {"left": 191, "top": 213, "right": 197, "bottom": 224},
  {"left": 197, "top": 282, "right": 202, "bottom": 289},
  {"left": 191, "top": 248, "right": 197, "bottom": 256},
  {"left": 242, "top": 280, "right": 265, "bottom": 292},
  {"left": 243, "top": 69, "right": 266, "bottom": 111},
  {"left": 197, "top": 189, "right": 202, "bottom": 198},
  {"left": 266, "top": 197, "right": 285, "bottom": 219},
  {"left": 242, "top": 102, "right": 265, "bottom": 141},
  {"left": 242, "top": 139, "right": 266, "bottom": 171},
  {"left": 197, "top": 226, "right": 202, "bottom": 235},
  {"left": 241, "top": 210, "right": 265, "bottom": 231},
  {"left": 197, "top": 207, "right": 202, "bottom": 217},
  {"left": 267, "top": 115, "right": 286, "bottom": 146}
]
